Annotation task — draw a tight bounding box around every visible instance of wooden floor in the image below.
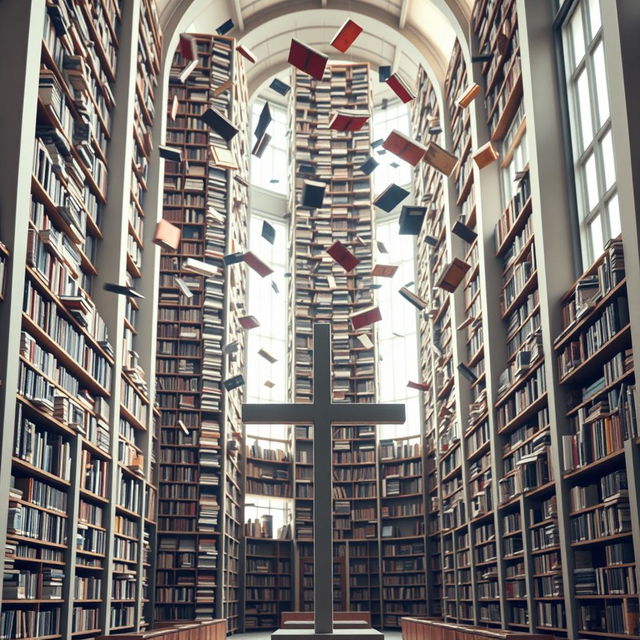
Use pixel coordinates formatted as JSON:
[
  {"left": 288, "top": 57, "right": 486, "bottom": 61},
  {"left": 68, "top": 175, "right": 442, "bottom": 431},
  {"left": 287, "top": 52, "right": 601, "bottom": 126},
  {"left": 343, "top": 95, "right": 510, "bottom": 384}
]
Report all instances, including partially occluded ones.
[{"left": 233, "top": 631, "right": 403, "bottom": 640}]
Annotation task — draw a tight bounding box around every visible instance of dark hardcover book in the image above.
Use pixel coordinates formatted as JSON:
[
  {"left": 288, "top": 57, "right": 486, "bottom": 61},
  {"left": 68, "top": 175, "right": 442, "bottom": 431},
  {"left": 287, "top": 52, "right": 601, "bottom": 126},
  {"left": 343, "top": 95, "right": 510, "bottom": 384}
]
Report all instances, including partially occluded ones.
[
  {"left": 261, "top": 220, "right": 275, "bottom": 244},
  {"left": 378, "top": 65, "right": 391, "bottom": 82},
  {"left": 178, "top": 34, "right": 197, "bottom": 60},
  {"left": 224, "top": 374, "right": 245, "bottom": 391},
  {"left": 399, "top": 287, "right": 427, "bottom": 310},
  {"left": 104, "top": 283, "right": 144, "bottom": 299},
  {"left": 327, "top": 240, "right": 360, "bottom": 272},
  {"left": 359, "top": 157, "right": 379, "bottom": 175},
  {"left": 399, "top": 206, "right": 427, "bottom": 235},
  {"left": 223, "top": 252, "right": 245, "bottom": 266},
  {"left": 158, "top": 145, "right": 182, "bottom": 162},
  {"left": 302, "top": 180, "right": 326, "bottom": 208},
  {"left": 216, "top": 18, "right": 234, "bottom": 35},
  {"left": 251, "top": 132, "right": 271, "bottom": 158},
  {"left": 452, "top": 218, "right": 477, "bottom": 243},
  {"left": 270, "top": 77, "right": 291, "bottom": 96},
  {"left": 254, "top": 101, "right": 272, "bottom": 140},
  {"left": 199, "top": 108, "right": 238, "bottom": 141},
  {"left": 374, "top": 184, "right": 410, "bottom": 212}
]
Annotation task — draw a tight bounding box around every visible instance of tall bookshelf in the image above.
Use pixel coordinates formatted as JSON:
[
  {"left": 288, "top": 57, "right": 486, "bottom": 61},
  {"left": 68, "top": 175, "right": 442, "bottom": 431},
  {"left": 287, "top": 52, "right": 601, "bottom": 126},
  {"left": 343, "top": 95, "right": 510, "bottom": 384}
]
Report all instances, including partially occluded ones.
[
  {"left": 0, "top": 1, "right": 163, "bottom": 639},
  {"left": 155, "top": 34, "right": 248, "bottom": 630}
]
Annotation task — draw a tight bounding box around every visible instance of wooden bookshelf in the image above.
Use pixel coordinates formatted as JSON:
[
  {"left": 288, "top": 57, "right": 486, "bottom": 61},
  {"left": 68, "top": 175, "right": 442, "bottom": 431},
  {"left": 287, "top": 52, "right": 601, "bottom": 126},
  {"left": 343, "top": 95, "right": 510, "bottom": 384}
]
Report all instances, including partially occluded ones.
[{"left": 155, "top": 34, "right": 248, "bottom": 631}]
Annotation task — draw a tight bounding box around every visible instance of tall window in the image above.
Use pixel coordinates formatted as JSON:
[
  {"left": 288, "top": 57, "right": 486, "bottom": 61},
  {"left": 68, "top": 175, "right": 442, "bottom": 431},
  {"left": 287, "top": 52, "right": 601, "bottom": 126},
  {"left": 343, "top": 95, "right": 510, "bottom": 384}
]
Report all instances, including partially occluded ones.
[
  {"left": 371, "top": 101, "right": 412, "bottom": 194},
  {"left": 500, "top": 104, "right": 528, "bottom": 206},
  {"left": 250, "top": 101, "right": 288, "bottom": 195},
  {"left": 375, "top": 218, "right": 421, "bottom": 439},
  {"left": 561, "top": 0, "right": 619, "bottom": 264}
]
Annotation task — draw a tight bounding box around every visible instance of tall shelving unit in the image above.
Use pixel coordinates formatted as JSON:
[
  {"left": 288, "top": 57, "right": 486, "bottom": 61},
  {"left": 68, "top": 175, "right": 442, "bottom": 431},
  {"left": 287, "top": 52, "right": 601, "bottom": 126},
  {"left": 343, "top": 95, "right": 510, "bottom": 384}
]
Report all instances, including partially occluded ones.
[{"left": 154, "top": 33, "right": 248, "bottom": 630}]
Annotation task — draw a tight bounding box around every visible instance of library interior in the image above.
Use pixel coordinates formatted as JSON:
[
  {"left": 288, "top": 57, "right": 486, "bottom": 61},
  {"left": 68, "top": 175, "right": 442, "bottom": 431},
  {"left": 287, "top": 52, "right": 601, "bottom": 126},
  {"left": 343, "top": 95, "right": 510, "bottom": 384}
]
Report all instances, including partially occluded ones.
[{"left": 0, "top": 0, "right": 640, "bottom": 640}]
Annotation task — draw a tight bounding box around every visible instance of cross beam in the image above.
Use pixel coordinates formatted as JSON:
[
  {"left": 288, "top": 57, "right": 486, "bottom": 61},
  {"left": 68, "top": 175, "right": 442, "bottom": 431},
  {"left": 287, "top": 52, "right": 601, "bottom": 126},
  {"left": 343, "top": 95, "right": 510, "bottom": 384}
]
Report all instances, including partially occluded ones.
[{"left": 243, "top": 323, "right": 405, "bottom": 634}]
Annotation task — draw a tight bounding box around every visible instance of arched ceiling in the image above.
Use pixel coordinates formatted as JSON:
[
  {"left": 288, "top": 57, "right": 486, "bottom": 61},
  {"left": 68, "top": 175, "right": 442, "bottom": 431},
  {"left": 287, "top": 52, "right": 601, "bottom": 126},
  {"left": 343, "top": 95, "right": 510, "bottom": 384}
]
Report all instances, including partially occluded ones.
[{"left": 156, "top": 0, "right": 473, "bottom": 95}]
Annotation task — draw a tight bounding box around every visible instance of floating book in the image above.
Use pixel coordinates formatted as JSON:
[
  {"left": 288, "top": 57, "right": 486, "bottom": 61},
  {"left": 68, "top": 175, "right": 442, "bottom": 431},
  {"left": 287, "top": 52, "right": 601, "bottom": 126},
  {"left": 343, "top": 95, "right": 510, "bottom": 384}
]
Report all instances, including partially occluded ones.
[
  {"left": 458, "top": 363, "right": 478, "bottom": 383},
  {"left": 399, "top": 205, "right": 427, "bottom": 235},
  {"left": 243, "top": 251, "right": 273, "bottom": 278},
  {"left": 239, "top": 316, "right": 260, "bottom": 329},
  {"left": 258, "top": 348, "right": 277, "bottom": 363},
  {"left": 271, "top": 280, "right": 279, "bottom": 294},
  {"left": 223, "top": 341, "right": 238, "bottom": 355},
  {"left": 452, "top": 218, "right": 477, "bottom": 243},
  {"left": 385, "top": 72, "right": 415, "bottom": 103},
  {"left": 424, "top": 141, "right": 458, "bottom": 176},
  {"left": 183, "top": 257, "right": 220, "bottom": 277},
  {"left": 350, "top": 306, "right": 382, "bottom": 330},
  {"left": 457, "top": 83, "right": 481, "bottom": 108},
  {"left": 153, "top": 219, "right": 181, "bottom": 251},
  {"left": 371, "top": 138, "right": 384, "bottom": 148},
  {"left": 399, "top": 287, "right": 427, "bottom": 310},
  {"left": 382, "top": 130, "right": 427, "bottom": 166},
  {"left": 158, "top": 145, "right": 181, "bottom": 162},
  {"left": 270, "top": 77, "right": 290, "bottom": 96},
  {"left": 327, "top": 240, "right": 360, "bottom": 272},
  {"left": 407, "top": 380, "right": 430, "bottom": 391},
  {"left": 174, "top": 277, "right": 193, "bottom": 299},
  {"left": 424, "top": 235, "right": 438, "bottom": 247},
  {"left": 178, "top": 420, "right": 189, "bottom": 436},
  {"left": 264, "top": 380, "right": 275, "bottom": 388},
  {"left": 372, "top": 264, "right": 398, "bottom": 278},
  {"left": 288, "top": 38, "right": 328, "bottom": 80},
  {"left": 357, "top": 333, "right": 374, "bottom": 349},
  {"left": 374, "top": 184, "right": 410, "bottom": 212},
  {"left": 331, "top": 19, "right": 363, "bottom": 52},
  {"left": 179, "top": 34, "right": 197, "bottom": 60},
  {"left": 359, "top": 157, "right": 379, "bottom": 175},
  {"left": 104, "top": 283, "right": 144, "bottom": 299},
  {"left": 237, "top": 44, "right": 256, "bottom": 63},
  {"left": 209, "top": 144, "right": 237, "bottom": 169},
  {"left": 326, "top": 274, "right": 337, "bottom": 289},
  {"left": 252, "top": 132, "right": 271, "bottom": 158},
  {"left": 223, "top": 252, "right": 244, "bottom": 266},
  {"left": 378, "top": 65, "right": 391, "bottom": 82},
  {"left": 435, "top": 258, "right": 471, "bottom": 292},
  {"left": 224, "top": 374, "right": 245, "bottom": 391},
  {"left": 261, "top": 220, "right": 275, "bottom": 244},
  {"left": 473, "top": 141, "right": 499, "bottom": 168},
  {"left": 216, "top": 18, "right": 234, "bottom": 35},
  {"left": 254, "top": 102, "right": 272, "bottom": 140},
  {"left": 377, "top": 241, "right": 388, "bottom": 254},
  {"left": 170, "top": 95, "right": 179, "bottom": 120},
  {"left": 329, "top": 110, "right": 369, "bottom": 132},
  {"left": 178, "top": 59, "right": 198, "bottom": 83},
  {"left": 199, "top": 108, "right": 238, "bottom": 141},
  {"left": 302, "top": 179, "right": 326, "bottom": 208},
  {"left": 213, "top": 78, "right": 233, "bottom": 97}
]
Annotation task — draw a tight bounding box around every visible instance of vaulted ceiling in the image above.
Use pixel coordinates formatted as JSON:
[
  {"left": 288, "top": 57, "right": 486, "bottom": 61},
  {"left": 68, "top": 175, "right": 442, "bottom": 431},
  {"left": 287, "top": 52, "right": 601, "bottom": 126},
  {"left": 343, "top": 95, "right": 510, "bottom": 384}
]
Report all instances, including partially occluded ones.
[{"left": 155, "top": 0, "right": 473, "bottom": 96}]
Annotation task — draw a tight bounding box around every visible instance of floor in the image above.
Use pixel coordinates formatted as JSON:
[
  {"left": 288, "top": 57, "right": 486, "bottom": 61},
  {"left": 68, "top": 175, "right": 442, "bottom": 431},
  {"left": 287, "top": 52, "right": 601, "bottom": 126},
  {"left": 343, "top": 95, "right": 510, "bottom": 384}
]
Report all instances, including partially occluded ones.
[{"left": 233, "top": 632, "right": 402, "bottom": 640}]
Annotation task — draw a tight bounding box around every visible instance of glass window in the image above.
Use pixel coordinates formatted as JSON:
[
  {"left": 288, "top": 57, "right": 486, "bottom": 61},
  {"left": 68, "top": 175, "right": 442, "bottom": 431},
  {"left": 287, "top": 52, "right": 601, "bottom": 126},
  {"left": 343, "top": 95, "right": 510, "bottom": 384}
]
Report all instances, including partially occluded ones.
[
  {"left": 371, "top": 101, "right": 412, "bottom": 195},
  {"left": 244, "top": 496, "right": 291, "bottom": 539},
  {"left": 561, "top": 0, "right": 618, "bottom": 265},
  {"left": 500, "top": 104, "right": 527, "bottom": 207},
  {"left": 250, "top": 101, "right": 288, "bottom": 195}
]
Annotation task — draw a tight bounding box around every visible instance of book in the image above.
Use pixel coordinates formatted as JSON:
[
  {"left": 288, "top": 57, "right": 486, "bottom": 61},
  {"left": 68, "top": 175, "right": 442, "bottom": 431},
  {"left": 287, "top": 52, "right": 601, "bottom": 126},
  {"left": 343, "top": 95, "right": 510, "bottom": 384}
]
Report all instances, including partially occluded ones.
[
  {"left": 302, "top": 180, "right": 326, "bottom": 208},
  {"left": 216, "top": 18, "right": 234, "bottom": 35},
  {"left": 350, "top": 306, "right": 382, "bottom": 330},
  {"left": 372, "top": 264, "right": 398, "bottom": 278},
  {"left": 288, "top": 38, "right": 328, "bottom": 80},
  {"left": 258, "top": 348, "right": 277, "bottom": 363},
  {"left": 399, "top": 206, "right": 426, "bottom": 235},
  {"left": 261, "top": 220, "right": 275, "bottom": 244},
  {"left": 223, "top": 341, "right": 239, "bottom": 355},
  {"left": 199, "top": 108, "right": 238, "bottom": 141},
  {"left": 252, "top": 132, "right": 271, "bottom": 158},
  {"left": 424, "top": 141, "right": 458, "bottom": 176},
  {"left": 254, "top": 102, "right": 272, "bottom": 140},
  {"left": 399, "top": 287, "right": 427, "bottom": 310},
  {"left": 329, "top": 110, "right": 370, "bottom": 132},
  {"left": 159, "top": 145, "right": 182, "bottom": 162},
  {"left": 104, "top": 283, "right": 144, "bottom": 299},
  {"left": 458, "top": 363, "right": 478, "bottom": 383},
  {"left": 224, "top": 252, "right": 245, "bottom": 266},
  {"left": 174, "top": 277, "right": 193, "bottom": 299},
  {"left": 243, "top": 251, "right": 273, "bottom": 277},
  {"left": 170, "top": 95, "right": 179, "bottom": 120},
  {"left": 210, "top": 144, "right": 238, "bottom": 169},
  {"left": 179, "top": 34, "right": 198, "bottom": 60},
  {"left": 183, "top": 258, "right": 220, "bottom": 277},
  {"left": 386, "top": 73, "right": 415, "bottom": 103},
  {"left": 153, "top": 219, "right": 181, "bottom": 251},
  {"left": 378, "top": 65, "right": 391, "bottom": 82},
  {"left": 270, "top": 77, "right": 290, "bottom": 96},
  {"left": 377, "top": 241, "right": 388, "bottom": 253},
  {"left": 327, "top": 241, "right": 360, "bottom": 272},
  {"left": 224, "top": 374, "right": 245, "bottom": 391},
  {"left": 452, "top": 218, "right": 477, "bottom": 243},
  {"left": 374, "top": 184, "right": 410, "bottom": 212},
  {"left": 383, "top": 130, "right": 427, "bottom": 166},
  {"left": 456, "top": 82, "right": 481, "bottom": 108},
  {"left": 178, "top": 420, "right": 189, "bottom": 436},
  {"left": 424, "top": 235, "right": 438, "bottom": 246},
  {"left": 359, "top": 157, "right": 379, "bottom": 175},
  {"left": 473, "top": 141, "right": 499, "bottom": 168},
  {"left": 407, "top": 381, "right": 430, "bottom": 391},
  {"left": 357, "top": 334, "right": 374, "bottom": 349},
  {"left": 239, "top": 316, "right": 260, "bottom": 329},
  {"left": 435, "top": 258, "right": 471, "bottom": 292},
  {"left": 178, "top": 59, "right": 198, "bottom": 83},
  {"left": 331, "top": 19, "right": 363, "bottom": 52},
  {"left": 237, "top": 44, "right": 256, "bottom": 63}
]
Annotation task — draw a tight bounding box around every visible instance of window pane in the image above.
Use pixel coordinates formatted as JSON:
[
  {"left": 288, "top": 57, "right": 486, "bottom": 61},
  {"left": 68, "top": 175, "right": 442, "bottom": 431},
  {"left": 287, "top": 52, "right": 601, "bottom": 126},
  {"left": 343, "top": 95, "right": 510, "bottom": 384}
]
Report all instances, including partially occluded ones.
[
  {"left": 569, "top": 5, "right": 586, "bottom": 68},
  {"left": 584, "top": 152, "right": 599, "bottom": 211},
  {"left": 587, "top": 0, "right": 602, "bottom": 39},
  {"left": 576, "top": 69, "right": 594, "bottom": 152},
  {"left": 602, "top": 129, "right": 616, "bottom": 191},
  {"left": 592, "top": 41, "right": 610, "bottom": 126},
  {"left": 588, "top": 214, "right": 604, "bottom": 259},
  {"left": 372, "top": 102, "right": 411, "bottom": 194},
  {"left": 607, "top": 194, "right": 621, "bottom": 238}
]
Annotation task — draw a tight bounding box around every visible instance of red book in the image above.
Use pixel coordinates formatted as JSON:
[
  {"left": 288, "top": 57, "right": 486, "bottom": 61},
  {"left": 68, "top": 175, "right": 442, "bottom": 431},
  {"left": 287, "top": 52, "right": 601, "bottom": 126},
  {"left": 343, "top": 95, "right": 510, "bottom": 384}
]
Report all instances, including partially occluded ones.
[
  {"left": 382, "top": 130, "right": 427, "bottom": 166},
  {"left": 371, "top": 264, "right": 398, "bottom": 278},
  {"left": 288, "top": 38, "right": 328, "bottom": 80},
  {"left": 153, "top": 219, "right": 181, "bottom": 251},
  {"left": 350, "top": 306, "right": 382, "bottom": 330},
  {"left": 327, "top": 241, "right": 360, "bottom": 272},
  {"left": 239, "top": 316, "right": 260, "bottom": 329},
  {"left": 330, "top": 19, "right": 363, "bottom": 53},
  {"left": 407, "top": 381, "right": 430, "bottom": 391},
  {"left": 329, "top": 110, "right": 370, "bottom": 132},
  {"left": 385, "top": 73, "right": 415, "bottom": 103},
  {"left": 243, "top": 251, "right": 273, "bottom": 278},
  {"left": 179, "top": 34, "right": 198, "bottom": 61},
  {"left": 236, "top": 44, "right": 256, "bottom": 64},
  {"left": 435, "top": 258, "right": 471, "bottom": 293}
]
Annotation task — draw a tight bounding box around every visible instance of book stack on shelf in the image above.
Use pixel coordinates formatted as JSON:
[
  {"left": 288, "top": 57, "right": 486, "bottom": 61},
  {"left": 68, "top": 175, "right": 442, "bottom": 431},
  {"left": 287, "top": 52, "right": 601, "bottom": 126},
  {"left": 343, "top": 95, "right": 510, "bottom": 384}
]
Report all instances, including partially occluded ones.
[
  {"left": 286, "top": 62, "right": 380, "bottom": 621},
  {"left": 379, "top": 437, "right": 426, "bottom": 626},
  {"left": 410, "top": 63, "right": 445, "bottom": 619},
  {"left": 554, "top": 237, "right": 639, "bottom": 638},
  {"left": 155, "top": 34, "right": 248, "bottom": 630}
]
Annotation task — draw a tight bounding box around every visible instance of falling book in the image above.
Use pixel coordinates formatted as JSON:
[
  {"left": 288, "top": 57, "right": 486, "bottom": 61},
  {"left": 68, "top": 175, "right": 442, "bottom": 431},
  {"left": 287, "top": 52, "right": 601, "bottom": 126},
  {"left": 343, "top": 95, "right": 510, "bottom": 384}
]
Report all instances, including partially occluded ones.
[
  {"left": 435, "top": 258, "right": 471, "bottom": 292},
  {"left": 302, "top": 179, "right": 326, "bottom": 208},
  {"left": 216, "top": 18, "right": 234, "bottom": 35},
  {"left": 237, "top": 44, "right": 256, "bottom": 63},
  {"left": 372, "top": 264, "right": 398, "bottom": 278},
  {"left": 452, "top": 218, "right": 477, "bottom": 243},
  {"left": 243, "top": 251, "right": 273, "bottom": 278},
  {"left": 382, "top": 130, "right": 427, "bottom": 166},
  {"left": 327, "top": 240, "right": 360, "bottom": 272},
  {"left": 399, "top": 206, "right": 427, "bottom": 235},
  {"left": 104, "top": 283, "right": 144, "bottom": 299},
  {"left": 456, "top": 82, "right": 481, "bottom": 108},
  {"left": 288, "top": 38, "right": 328, "bottom": 80},
  {"left": 178, "top": 59, "right": 198, "bottom": 83},
  {"left": 385, "top": 72, "right": 415, "bottom": 103},
  {"left": 153, "top": 219, "right": 181, "bottom": 251},
  {"left": 179, "top": 34, "right": 198, "bottom": 60},
  {"left": 399, "top": 287, "right": 427, "bottom": 310},
  {"left": 174, "top": 277, "right": 193, "bottom": 299},
  {"left": 407, "top": 381, "right": 430, "bottom": 391},
  {"left": 183, "top": 257, "right": 220, "bottom": 277},
  {"left": 239, "top": 316, "right": 260, "bottom": 329},
  {"left": 270, "top": 77, "right": 290, "bottom": 96},
  {"left": 378, "top": 65, "right": 391, "bottom": 82},
  {"left": 374, "top": 184, "right": 410, "bottom": 212},
  {"left": 424, "top": 141, "right": 458, "bottom": 176},
  {"left": 359, "top": 157, "right": 379, "bottom": 175},
  {"left": 254, "top": 102, "right": 272, "bottom": 140},
  {"left": 199, "top": 108, "right": 238, "bottom": 141},
  {"left": 330, "top": 19, "right": 363, "bottom": 52},
  {"left": 170, "top": 94, "right": 179, "bottom": 120},
  {"left": 261, "top": 220, "right": 275, "bottom": 244},
  {"left": 357, "top": 334, "right": 374, "bottom": 349},
  {"left": 329, "top": 110, "right": 370, "bottom": 132},
  {"left": 251, "top": 132, "right": 271, "bottom": 158},
  {"left": 224, "top": 375, "right": 245, "bottom": 391},
  {"left": 209, "top": 144, "right": 238, "bottom": 169},
  {"left": 258, "top": 348, "right": 277, "bottom": 363},
  {"left": 473, "top": 141, "right": 499, "bottom": 169},
  {"left": 158, "top": 145, "right": 182, "bottom": 162},
  {"left": 350, "top": 306, "right": 382, "bottom": 330}
]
